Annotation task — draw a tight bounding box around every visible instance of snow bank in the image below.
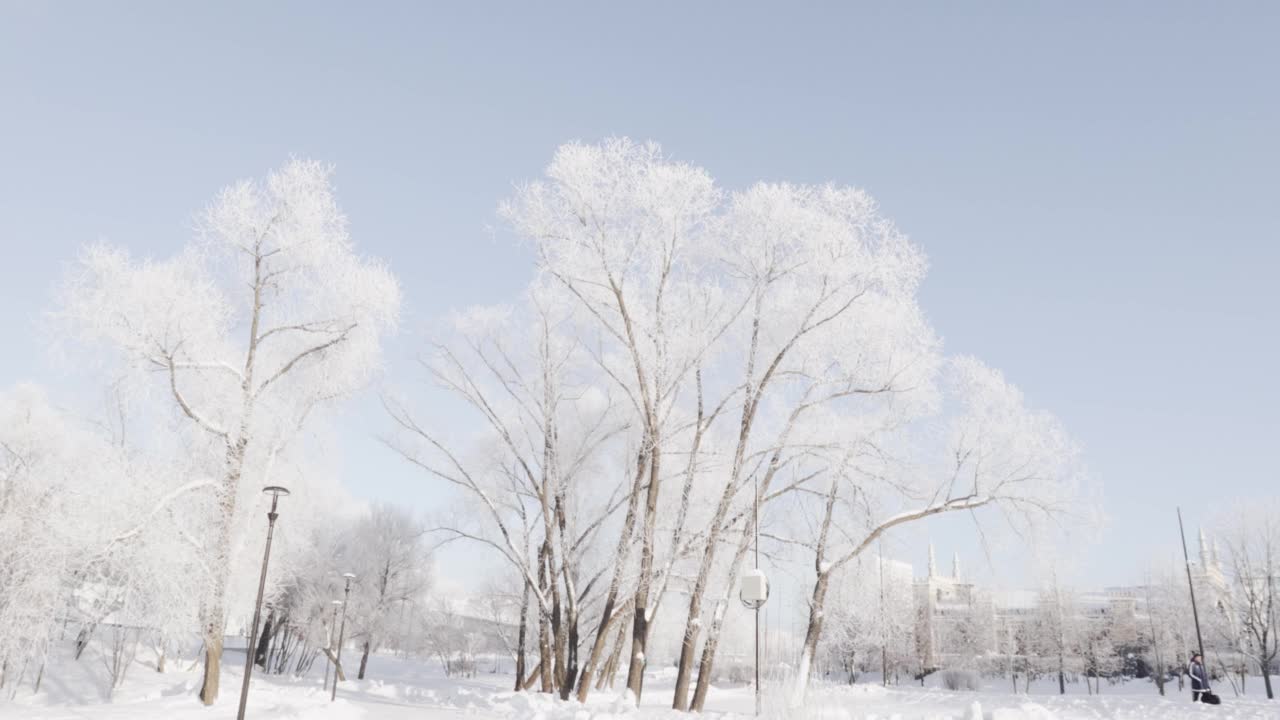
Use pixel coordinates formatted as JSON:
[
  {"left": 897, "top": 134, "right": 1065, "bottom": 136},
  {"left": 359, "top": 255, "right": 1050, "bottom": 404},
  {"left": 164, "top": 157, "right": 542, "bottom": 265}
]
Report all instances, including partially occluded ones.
[{"left": 5, "top": 651, "right": 1280, "bottom": 720}]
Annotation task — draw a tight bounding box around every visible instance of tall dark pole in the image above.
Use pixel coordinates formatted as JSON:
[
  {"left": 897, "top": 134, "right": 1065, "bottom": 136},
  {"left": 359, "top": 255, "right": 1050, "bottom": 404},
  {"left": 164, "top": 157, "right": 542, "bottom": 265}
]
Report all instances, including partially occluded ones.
[
  {"left": 323, "top": 600, "right": 340, "bottom": 691},
  {"left": 754, "top": 469, "right": 761, "bottom": 717},
  {"left": 1177, "top": 507, "right": 1206, "bottom": 659},
  {"left": 739, "top": 477, "right": 767, "bottom": 714},
  {"left": 237, "top": 486, "right": 290, "bottom": 720},
  {"left": 331, "top": 574, "right": 355, "bottom": 702}
]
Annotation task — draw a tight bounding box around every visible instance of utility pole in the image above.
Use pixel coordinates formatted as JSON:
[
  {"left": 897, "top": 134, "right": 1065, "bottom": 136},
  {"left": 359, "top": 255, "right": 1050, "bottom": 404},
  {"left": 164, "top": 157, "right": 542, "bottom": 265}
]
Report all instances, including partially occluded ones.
[
  {"left": 754, "top": 471, "right": 761, "bottom": 717},
  {"left": 737, "top": 470, "right": 769, "bottom": 716},
  {"left": 1177, "top": 507, "right": 1206, "bottom": 659}
]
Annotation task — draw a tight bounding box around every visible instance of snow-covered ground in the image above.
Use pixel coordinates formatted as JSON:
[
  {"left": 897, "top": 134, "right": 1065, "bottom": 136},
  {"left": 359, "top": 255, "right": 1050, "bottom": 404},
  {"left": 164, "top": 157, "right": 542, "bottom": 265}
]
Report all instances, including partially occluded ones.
[{"left": 2, "top": 649, "right": 1276, "bottom": 720}]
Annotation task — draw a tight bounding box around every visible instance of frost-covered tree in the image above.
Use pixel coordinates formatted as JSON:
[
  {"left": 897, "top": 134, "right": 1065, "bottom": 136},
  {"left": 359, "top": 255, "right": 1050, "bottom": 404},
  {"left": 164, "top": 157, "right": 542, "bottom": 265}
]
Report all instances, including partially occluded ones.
[
  {"left": 58, "top": 159, "right": 400, "bottom": 704},
  {"left": 1218, "top": 501, "right": 1279, "bottom": 699},
  {"left": 346, "top": 504, "right": 432, "bottom": 680},
  {"left": 407, "top": 138, "right": 1083, "bottom": 709},
  {"left": 503, "top": 139, "right": 735, "bottom": 702},
  {"left": 387, "top": 284, "right": 627, "bottom": 699},
  {"left": 0, "top": 384, "right": 122, "bottom": 694},
  {"left": 783, "top": 357, "right": 1080, "bottom": 706},
  {"left": 1079, "top": 616, "right": 1117, "bottom": 694},
  {"left": 1029, "top": 575, "right": 1085, "bottom": 694},
  {"left": 1140, "top": 569, "right": 1194, "bottom": 695},
  {"left": 819, "top": 548, "right": 915, "bottom": 685},
  {"left": 676, "top": 181, "right": 936, "bottom": 712}
]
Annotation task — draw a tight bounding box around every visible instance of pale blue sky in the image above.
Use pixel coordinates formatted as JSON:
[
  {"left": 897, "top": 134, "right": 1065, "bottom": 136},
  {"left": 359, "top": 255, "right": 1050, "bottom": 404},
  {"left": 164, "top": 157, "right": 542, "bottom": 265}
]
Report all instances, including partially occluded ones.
[{"left": 2, "top": 2, "right": 1277, "bottom": 590}]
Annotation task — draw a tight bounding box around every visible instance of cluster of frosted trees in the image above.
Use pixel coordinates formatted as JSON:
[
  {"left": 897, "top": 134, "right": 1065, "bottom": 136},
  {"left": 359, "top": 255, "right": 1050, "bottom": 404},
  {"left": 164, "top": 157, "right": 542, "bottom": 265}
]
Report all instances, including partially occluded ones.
[
  {"left": 1, "top": 140, "right": 1091, "bottom": 709},
  {"left": 0, "top": 161, "right": 438, "bottom": 704},
  {"left": 1202, "top": 505, "right": 1279, "bottom": 700},
  {"left": 385, "top": 139, "right": 1082, "bottom": 708}
]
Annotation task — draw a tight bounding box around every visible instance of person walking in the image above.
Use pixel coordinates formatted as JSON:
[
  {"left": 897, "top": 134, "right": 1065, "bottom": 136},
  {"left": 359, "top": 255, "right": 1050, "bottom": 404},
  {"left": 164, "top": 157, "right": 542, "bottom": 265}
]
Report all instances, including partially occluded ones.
[{"left": 1188, "top": 652, "right": 1211, "bottom": 703}]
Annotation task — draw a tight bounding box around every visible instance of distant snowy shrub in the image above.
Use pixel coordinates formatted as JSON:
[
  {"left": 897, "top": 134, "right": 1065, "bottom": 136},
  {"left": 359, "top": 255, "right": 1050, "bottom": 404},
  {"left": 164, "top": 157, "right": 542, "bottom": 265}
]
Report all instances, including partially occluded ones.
[
  {"left": 723, "top": 662, "right": 753, "bottom": 684},
  {"left": 941, "top": 669, "right": 979, "bottom": 691}
]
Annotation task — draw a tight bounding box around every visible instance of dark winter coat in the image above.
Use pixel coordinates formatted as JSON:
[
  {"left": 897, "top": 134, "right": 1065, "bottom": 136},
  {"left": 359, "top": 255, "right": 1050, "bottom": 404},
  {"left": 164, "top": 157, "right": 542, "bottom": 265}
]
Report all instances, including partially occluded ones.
[{"left": 1188, "top": 659, "right": 1210, "bottom": 691}]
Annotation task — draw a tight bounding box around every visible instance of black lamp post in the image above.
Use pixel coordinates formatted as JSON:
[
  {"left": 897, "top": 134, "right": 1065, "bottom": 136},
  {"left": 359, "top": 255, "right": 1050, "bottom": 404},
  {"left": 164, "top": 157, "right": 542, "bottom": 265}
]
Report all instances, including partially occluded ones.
[
  {"left": 323, "top": 599, "right": 342, "bottom": 691},
  {"left": 331, "top": 573, "right": 355, "bottom": 702},
  {"left": 236, "top": 485, "right": 290, "bottom": 720}
]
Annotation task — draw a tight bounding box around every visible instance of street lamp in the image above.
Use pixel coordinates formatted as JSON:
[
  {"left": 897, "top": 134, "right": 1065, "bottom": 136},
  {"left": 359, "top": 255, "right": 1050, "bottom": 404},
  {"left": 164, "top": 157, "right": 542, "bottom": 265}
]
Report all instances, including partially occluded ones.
[
  {"left": 323, "top": 600, "right": 342, "bottom": 692},
  {"left": 331, "top": 573, "right": 356, "bottom": 702},
  {"left": 739, "top": 473, "right": 769, "bottom": 717},
  {"left": 236, "top": 485, "right": 290, "bottom": 720}
]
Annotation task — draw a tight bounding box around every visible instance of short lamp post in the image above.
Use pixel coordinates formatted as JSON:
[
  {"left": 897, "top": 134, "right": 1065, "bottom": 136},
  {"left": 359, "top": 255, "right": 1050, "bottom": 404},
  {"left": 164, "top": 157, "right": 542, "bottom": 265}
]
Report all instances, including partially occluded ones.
[
  {"left": 740, "top": 568, "right": 769, "bottom": 716},
  {"left": 236, "top": 485, "right": 290, "bottom": 720},
  {"left": 331, "top": 573, "right": 356, "bottom": 702}
]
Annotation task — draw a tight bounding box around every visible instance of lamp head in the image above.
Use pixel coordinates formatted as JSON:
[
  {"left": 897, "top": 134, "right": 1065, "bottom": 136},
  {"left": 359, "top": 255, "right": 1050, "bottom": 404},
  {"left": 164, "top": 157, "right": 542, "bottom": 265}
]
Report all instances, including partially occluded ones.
[{"left": 262, "top": 485, "right": 291, "bottom": 498}]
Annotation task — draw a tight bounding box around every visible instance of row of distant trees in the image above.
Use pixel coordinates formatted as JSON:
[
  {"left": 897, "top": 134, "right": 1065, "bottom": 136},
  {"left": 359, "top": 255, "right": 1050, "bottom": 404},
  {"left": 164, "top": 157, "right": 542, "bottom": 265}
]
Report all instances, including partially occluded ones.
[{"left": 809, "top": 515, "right": 1278, "bottom": 700}]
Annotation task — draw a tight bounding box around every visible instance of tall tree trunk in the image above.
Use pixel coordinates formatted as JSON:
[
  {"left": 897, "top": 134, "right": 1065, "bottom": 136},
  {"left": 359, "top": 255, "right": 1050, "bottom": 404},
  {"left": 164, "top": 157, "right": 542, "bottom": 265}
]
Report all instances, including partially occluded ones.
[
  {"left": 605, "top": 618, "right": 628, "bottom": 689},
  {"left": 554, "top": 490, "right": 580, "bottom": 701},
  {"left": 520, "top": 662, "right": 543, "bottom": 690},
  {"left": 625, "top": 438, "right": 661, "bottom": 701},
  {"left": 198, "top": 457, "right": 244, "bottom": 706},
  {"left": 670, "top": 368, "right": 729, "bottom": 710},
  {"left": 576, "top": 451, "right": 647, "bottom": 703},
  {"left": 691, "top": 527, "right": 756, "bottom": 711},
  {"left": 792, "top": 571, "right": 832, "bottom": 707},
  {"left": 198, "top": 631, "right": 223, "bottom": 704},
  {"left": 689, "top": 427, "right": 795, "bottom": 712},
  {"left": 672, "top": 474, "right": 739, "bottom": 710},
  {"left": 595, "top": 612, "right": 631, "bottom": 691},
  {"left": 597, "top": 620, "right": 624, "bottom": 690},
  {"left": 358, "top": 641, "right": 371, "bottom": 680},
  {"left": 514, "top": 582, "right": 530, "bottom": 692},
  {"left": 199, "top": 244, "right": 265, "bottom": 705},
  {"left": 533, "top": 355, "right": 567, "bottom": 696},
  {"left": 791, "top": 479, "right": 838, "bottom": 708},
  {"left": 199, "top": 443, "right": 247, "bottom": 705},
  {"left": 536, "top": 543, "right": 555, "bottom": 693},
  {"left": 549, "top": 548, "right": 565, "bottom": 691},
  {"left": 255, "top": 613, "right": 273, "bottom": 669},
  {"left": 690, "top": 600, "right": 728, "bottom": 711},
  {"left": 560, "top": 605, "right": 579, "bottom": 700},
  {"left": 537, "top": 608, "right": 554, "bottom": 693}
]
